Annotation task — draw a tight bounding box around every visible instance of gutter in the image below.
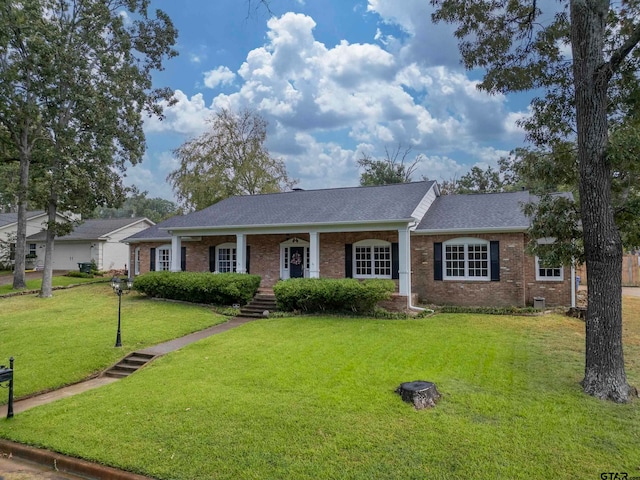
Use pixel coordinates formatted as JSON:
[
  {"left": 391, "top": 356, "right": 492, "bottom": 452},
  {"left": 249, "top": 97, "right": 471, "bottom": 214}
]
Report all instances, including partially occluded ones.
[
  {"left": 162, "top": 218, "right": 418, "bottom": 234},
  {"left": 413, "top": 226, "right": 529, "bottom": 235}
]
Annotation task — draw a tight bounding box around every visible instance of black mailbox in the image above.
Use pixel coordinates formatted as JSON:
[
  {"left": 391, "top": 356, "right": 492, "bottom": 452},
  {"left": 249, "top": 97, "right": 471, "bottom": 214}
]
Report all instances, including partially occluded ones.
[
  {"left": 0, "top": 357, "right": 14, "bottom": 418},
  {"left": 0, "top": 366, "right": 12, "bottom": 382}
]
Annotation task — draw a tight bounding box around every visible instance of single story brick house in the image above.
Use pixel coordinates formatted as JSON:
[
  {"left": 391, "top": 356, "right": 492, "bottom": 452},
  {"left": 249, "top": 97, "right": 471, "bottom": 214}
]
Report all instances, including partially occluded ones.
[{"left": 124, "top": 181, "right": 576, "bottom": 308}]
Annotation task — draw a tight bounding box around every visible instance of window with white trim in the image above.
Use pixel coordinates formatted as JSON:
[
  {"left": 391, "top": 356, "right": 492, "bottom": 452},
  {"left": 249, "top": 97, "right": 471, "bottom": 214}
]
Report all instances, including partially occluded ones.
[
  {"left": 535, "top": 257, "right": 563, "bottom": 281},
  {"left": 354, "top": 240, "right": 392, "bottom": 278},
  {"left": 444, "top": 239, "right": 489, "bottom": 280},
  {"left": 216, "top": 243, "right": 237, "bottom": 273},
  {"left": 535, "top": 238, "right": 564, "bottom": 281},
  {"left": 157, "top": 245, "right": 171, "bottom": 271},
  {"left": 134, "top": 247, "right": 140, "bottom": 275}
]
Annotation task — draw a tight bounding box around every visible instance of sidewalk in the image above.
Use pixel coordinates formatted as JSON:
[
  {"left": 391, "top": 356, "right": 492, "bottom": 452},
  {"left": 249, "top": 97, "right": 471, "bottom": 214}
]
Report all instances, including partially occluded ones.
[{"left": 0, "top": 314, "right": 259, "bottom": 479}]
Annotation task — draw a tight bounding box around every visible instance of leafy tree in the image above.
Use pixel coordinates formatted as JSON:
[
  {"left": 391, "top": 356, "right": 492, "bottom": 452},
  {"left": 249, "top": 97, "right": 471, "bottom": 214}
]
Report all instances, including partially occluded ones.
[
  {"left": 93, "top": 186, "right": 178, "bottom": 223},
  {"left": 358, "top": 144, "right": 423, "bottom": 186},
  {"left": 168, "top": 108, "right": 296, "bottom": 211},
  {"left": 0, "top": 129, "right": 21, "bottom": 212},
  {"left": 440, "top": 162, "right": 518, "bottom": 195},
  {"left": 0, "top": 0, "right": 177, "bottom": 296},
  {"left": 0, "top": 0, "right": 50, "bottom": 288},
  {"left": 0, "top": 232, "right": 16, "bottom": 271},
  {"left": 432, "top": 0, "right": 640, "bottom": 401}
]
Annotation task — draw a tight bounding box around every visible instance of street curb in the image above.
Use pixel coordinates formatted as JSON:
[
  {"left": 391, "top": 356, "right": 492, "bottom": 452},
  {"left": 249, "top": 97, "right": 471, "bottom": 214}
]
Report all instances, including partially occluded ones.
[{"left": 0, "top": 439, "right": 154, "bottom": 480}]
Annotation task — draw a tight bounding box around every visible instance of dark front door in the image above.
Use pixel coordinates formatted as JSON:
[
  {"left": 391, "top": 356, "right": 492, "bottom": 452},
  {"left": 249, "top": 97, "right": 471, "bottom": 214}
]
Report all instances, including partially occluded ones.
[{"left": 289, "top": 247, "right": 305, "bottom": 278}]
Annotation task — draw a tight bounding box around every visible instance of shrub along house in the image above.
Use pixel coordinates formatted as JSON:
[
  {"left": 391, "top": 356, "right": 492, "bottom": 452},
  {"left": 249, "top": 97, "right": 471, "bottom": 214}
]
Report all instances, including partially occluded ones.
[{"left": 124, "top": 181, "right": 576, "bottom": 309}]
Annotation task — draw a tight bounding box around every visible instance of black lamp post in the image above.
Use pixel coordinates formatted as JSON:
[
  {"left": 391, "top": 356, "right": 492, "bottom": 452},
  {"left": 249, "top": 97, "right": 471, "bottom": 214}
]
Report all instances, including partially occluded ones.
[
  {"left": 0, "top": 357, "right": 13, "bottom": 419},
  {"left": 111, "top": 276, "right": 133, "bottom": 347}
]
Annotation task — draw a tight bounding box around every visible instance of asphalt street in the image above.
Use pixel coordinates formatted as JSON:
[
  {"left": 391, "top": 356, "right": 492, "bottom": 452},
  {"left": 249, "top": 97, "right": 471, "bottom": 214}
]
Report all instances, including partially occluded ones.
[{"left": 0, "top": 454, "right": 86, "bottom": 480}]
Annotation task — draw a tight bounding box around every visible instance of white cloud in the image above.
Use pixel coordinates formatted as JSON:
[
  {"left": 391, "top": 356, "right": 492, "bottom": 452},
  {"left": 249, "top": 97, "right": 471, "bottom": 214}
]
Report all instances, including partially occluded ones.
[
  {"left": 145, "top": 8, "right": 530, "bottom": 196},
  {"left": 144, "top": 91, "right": 211, "bottom": 136},
  {"left": 276, "top": 132, "right": 359, "bottom": 189},
  {"left": 118, "top": 10, "right": 132, "bottom": 26},
  {"left": 417, "top": 155, "right": 468, "bottom": 182},
  {"left": 203, "top": 66, "right": 236, "bottom": 88},
  {"left": 125, "top": 152, "right": 177, "bottom": 201},
  {"left": 367, "top": 0, "right": 461, "bottom": 67}
]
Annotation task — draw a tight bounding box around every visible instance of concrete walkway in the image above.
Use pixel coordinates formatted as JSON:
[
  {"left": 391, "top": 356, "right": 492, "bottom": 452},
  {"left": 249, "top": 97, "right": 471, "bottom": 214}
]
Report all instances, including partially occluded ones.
[
  {"left": 0, "top": 315, "right": 259, "bottom": 479},
  {"left": 0, "top": 316, "right": 257, "bottom": 418}
]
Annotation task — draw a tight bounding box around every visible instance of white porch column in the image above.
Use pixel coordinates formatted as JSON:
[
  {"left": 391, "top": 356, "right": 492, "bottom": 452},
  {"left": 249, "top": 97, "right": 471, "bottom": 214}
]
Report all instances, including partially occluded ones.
[
  {"left": 236, "top": 233, "right": 246, "bottom": 274},
  {"left": 170, "top": 235, "right": 182, "bottom": 272},
  {"left": 309, "top": 231, "right": 320, "bottom": 278},
  {"left": 398, "top": 227, "right": 411, "bottom": 296}
]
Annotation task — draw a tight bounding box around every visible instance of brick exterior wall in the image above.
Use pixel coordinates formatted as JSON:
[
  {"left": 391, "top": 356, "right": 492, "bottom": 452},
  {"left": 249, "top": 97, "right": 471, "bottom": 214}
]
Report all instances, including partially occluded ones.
[
  {"left": 130, "top": 230, "right": 572, "bottom": 308},
  {"left": 524, "top": 253, "right": 573, "bottom": 307},
  {"left": 411, "top": 233, "right": 572, "bottom": 307}
]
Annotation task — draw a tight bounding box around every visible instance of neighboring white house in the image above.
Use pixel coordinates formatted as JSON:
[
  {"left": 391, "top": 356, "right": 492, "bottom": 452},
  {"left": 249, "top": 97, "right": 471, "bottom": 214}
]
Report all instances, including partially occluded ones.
[
  {"left": 27, "top": 217, "right": 154, "bottom": 271},
  {"left": 0, "top": 211, "right": 75, "bottom": 269}
]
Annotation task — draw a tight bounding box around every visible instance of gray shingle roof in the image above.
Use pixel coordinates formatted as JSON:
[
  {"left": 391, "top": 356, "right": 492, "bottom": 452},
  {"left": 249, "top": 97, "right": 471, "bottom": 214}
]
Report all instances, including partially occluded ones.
[
  {"left": 126, "top": 184, "right": 565, "bottom": 242},
  {"left": 0, "top": 211, "right": 45, "bottom": 228},
  {"left": 27, "top": 217, "right": 152, "bottom": 241},
  {"left": 124, "top": 216, "right": 183, "bottom": 242},
  {"left": 123, "top": 182, "right": 436, "bottom": 242},
  {"left": 416, "top": 190, "right": 533, "bottom": 232},
  {"left": 167, "top": 181, "right": 437, "bottom": 230}
]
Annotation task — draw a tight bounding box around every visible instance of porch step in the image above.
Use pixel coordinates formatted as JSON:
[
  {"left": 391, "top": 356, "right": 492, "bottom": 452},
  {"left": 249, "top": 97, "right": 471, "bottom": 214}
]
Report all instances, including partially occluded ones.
[
  {"left": 238, "top": 292, "right": 277, "bottom": 318},
  {"left": 103, "top": 352, "right": 156, "bottom": 379}
]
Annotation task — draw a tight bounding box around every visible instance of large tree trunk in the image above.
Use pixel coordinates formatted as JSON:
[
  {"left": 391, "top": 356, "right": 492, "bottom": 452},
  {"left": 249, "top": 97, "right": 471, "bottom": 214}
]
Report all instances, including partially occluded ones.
[
  {"left": 571, "top": 0, "right": 633, "bottom": 402},
  {"left": 39, "top": 196, "right": 57, "bottom": 298},
  {"left": 12, "top": 140, "right": 30, "bottom": 290}
]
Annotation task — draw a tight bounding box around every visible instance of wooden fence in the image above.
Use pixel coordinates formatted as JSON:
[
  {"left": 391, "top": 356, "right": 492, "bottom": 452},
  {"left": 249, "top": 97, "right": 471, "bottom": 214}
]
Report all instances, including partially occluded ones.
[{"left": 576, "top": 254, "right": 640, "bottom": 287}]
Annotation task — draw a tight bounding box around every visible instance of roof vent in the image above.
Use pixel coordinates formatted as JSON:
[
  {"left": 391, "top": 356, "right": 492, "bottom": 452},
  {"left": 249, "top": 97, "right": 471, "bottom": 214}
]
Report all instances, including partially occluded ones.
[{"left": 292, "top": 188, "right": 304, "bottom": 192}]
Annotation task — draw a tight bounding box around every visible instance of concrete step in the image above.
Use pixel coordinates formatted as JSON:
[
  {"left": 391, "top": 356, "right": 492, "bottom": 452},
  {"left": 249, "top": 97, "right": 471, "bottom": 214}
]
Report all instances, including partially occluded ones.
[
  {"left": 254, "top": 294, "right": 276, "bottom": 301},
  {"left": 240, "top": 304, "right": 276, "bottom": 313},
  {"left": 122, "top": 353, "right": 155, "bottom": 366},
  {"left": 103, "top": 352, "right": 156, "bottom": 379},
  {"left": 241, "top": 303, "right": 276, "bottom": 311},
  {"left": 237, "top": 311, "right": 268, "bottom": 318}
]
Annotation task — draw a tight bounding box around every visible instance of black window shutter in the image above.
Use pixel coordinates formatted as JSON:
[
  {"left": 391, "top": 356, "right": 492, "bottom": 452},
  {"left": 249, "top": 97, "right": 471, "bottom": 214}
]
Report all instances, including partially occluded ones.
[
  {"left": 490, "top": 241, "right": 500, "bottom": 281},
  {"left": 345, "top": 244, "right": 353, "bottom": 278},
  {"left": 181, "top": 246, "right": 186, "bottom": 271},
  {"left": 208, "top": 246, "right": 216, "bottom": 272},
  {"left": 150, "top": 248, "right": 156, "bottom": 272},
  {"left": 434, "top": 242, "right": 443, "bottom": 281},
  {"left": 391, "top": 242, "right": 399, "bottom": 279},
  {"left": 245, "top": 245, "right": 250, "bottom": 274}
]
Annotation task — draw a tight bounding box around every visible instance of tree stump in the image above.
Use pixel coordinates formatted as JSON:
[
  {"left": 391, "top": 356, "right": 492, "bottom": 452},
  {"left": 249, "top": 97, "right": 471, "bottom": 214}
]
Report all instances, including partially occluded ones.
[{"left": 396, "top": 381, "right": 441, "bottom": 410}]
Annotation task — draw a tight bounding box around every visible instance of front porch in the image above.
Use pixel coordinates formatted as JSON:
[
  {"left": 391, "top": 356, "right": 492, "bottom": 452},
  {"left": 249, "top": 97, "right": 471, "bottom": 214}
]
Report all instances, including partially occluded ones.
[{"left": 161, "top": 229, "right": 414, "bottom": 297}]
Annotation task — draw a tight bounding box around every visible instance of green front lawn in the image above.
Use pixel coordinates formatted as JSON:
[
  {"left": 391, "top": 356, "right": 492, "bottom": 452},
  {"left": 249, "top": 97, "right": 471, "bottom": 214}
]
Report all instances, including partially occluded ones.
[
  {"left": 0, "top": 295, "right": 638, "bottom": 480},
  {"left": 0, "top": 284, "right": 227, "bottom": 398},
  {"left": 0, "top": 274, "right": 101, "bottom": 296}
]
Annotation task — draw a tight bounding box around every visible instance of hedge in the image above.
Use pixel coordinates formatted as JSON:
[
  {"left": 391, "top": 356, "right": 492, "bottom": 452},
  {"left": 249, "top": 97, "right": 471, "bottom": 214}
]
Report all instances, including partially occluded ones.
[
  {"left": 273, "top": 278, "right": 395, "bottom": 314},
  {"left": 133, "top": 272, "right": 261, "bottom": 305}
]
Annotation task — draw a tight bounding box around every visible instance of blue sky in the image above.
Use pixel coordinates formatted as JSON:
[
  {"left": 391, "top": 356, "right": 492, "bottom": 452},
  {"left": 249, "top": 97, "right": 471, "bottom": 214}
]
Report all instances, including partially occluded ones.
[{"left": 129, "top": 0, "right": 532, "bottom": 202}]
